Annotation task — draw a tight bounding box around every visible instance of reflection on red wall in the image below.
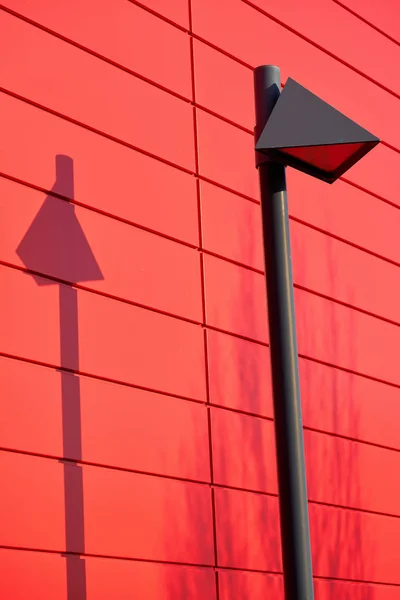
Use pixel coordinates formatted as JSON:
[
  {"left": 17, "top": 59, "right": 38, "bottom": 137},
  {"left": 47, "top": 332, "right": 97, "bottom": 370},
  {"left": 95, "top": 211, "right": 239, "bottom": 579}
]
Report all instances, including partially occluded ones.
[{"left": 1, "top": 0, "right": 400, "bottom": 598}]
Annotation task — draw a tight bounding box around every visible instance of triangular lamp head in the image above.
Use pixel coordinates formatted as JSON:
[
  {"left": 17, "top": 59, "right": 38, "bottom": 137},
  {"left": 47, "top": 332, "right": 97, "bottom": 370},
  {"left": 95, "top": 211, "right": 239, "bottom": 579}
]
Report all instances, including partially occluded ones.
[{"left": 255, "top": 78, "right": 380, "bottom": 183}]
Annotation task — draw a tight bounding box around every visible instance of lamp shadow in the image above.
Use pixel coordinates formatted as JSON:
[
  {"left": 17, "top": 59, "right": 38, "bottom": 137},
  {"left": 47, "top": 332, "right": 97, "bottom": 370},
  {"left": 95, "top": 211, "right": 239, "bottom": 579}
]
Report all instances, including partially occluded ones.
[{"left": 16, "top": 155, "right": 104, "bottom": 600}]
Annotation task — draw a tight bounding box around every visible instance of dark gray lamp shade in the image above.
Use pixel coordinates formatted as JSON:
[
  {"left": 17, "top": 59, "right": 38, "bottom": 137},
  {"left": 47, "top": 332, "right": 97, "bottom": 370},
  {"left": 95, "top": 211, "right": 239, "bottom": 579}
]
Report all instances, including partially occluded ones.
[{"left": 255, "top": 78, "right": 380, "bottom": 183}]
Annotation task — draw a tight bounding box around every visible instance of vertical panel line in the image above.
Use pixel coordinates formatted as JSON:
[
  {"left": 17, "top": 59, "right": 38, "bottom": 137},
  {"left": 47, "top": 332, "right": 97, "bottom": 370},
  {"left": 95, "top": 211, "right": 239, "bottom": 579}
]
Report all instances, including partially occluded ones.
[{"left": 188, "top": 1, "right": 220, "bottom": 597}]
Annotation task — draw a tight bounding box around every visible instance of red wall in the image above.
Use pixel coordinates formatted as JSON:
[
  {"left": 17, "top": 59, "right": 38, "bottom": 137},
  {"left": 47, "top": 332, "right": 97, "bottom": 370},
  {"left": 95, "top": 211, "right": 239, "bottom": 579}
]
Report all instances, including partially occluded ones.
[{"left": 1, "top": 0, "right": 400, "bottom": 598}]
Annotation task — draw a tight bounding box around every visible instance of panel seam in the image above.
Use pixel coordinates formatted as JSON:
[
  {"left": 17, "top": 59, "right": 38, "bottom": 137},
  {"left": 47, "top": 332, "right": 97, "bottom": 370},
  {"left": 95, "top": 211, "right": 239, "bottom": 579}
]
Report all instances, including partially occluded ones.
[
  {"left": 4, "top": 251, "right": 400, "bottom": 337},
  {"left": 2, "top": 350, "right": 400, "bottom": 450},
  {"left": 332, "top": 0, "right": 400, "bottom": 48},
  {"left": 188, "top": 1, "right": 221, "bottom": 597},
  {"left": 1, "top": 544, "right": 400, "bottom": 586},
  {"left": 4, "top": 0, "right": 400, "bottom": 107},
  {"left": 241, "top": 0, "right": 400, "bottom": 102},
  {"left": 2, "top": 446, "right": 400, "bottom": 521},
  {"left": 3, "top": 88, "right": 400, "bottom": 212}
]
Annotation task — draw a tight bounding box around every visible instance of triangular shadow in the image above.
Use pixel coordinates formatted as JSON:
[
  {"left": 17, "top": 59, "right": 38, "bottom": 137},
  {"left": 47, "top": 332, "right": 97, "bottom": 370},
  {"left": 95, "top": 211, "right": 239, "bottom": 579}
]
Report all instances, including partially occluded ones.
[{"left": 17, "top": 155, "right": 103, "bottom": 285}]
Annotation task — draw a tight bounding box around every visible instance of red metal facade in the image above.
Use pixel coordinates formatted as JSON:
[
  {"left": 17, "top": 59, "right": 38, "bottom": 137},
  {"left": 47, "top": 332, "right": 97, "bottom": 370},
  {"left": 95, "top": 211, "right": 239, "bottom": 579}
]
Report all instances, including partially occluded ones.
[{"left": 1, "top": 0, "right": 400, "bottom": 598}]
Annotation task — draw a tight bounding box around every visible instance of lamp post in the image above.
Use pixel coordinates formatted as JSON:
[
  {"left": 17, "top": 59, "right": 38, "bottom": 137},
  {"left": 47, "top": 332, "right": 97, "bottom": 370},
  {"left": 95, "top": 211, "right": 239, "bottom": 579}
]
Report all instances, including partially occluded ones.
[{"left": 254, "top": 65, "right": 379, "bottom": 600}]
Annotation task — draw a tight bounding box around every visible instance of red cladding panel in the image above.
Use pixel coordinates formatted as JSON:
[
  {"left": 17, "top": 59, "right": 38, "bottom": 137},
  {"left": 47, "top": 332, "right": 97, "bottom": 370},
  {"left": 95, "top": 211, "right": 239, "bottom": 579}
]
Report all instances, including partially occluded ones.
[
  {"left": 295, "top": 286, "right": 400, "bottom": 385},
  {"left": 299, "top": 359, "right": 400, "bottom": 450},
  {"left": 85, "top": 558, "right": 216, "bottom": 600},
  {"left": 80, "top": 379, "right": 210, "bottom": 480},
  {"left": 200, "top": 181, "right": 264, "bottom": 271},
  {"left": 219, "top": 571, "right": 283, "bottom": 600},
  {"left": 0, "top": 452, "right": 66, "bottom": 550},
  {"left": 0, "top": 12, "right": 195, "bottom": 171},
  {"left": 215, "top": 487, "right": 282, "bottom": 571},
  {"left": 1, "top": 0, "right": 192, "bottom": 98},
  {"left": 82, "top": 463, "right": 214, "bottom": 562},
  {"left": 287, "top": 170, "right": 400, "bottom": 265},
  {"left": 0, "top": 452, "right": 214, "bottom": 563},
  {"left": 193, "top": 39, "right": 254, "bottom": 126},
  {"left": 309, "top": 503, "right": 400, "bottom": 582},
  {"left": 291, "top": 219, "right": 400, "bottom": 324},
  {"left": 0, "top": 549, "right": 67, "bottom": 600},
  {"left": 203, "top": 254, "right": 268, "bottom": 342},
  {"left": 0, "top": 94, "right": 198, "bottom": 245},
  {"left": 336, "top": 0, "right": 400, "bottom": 44},
  {"left": 0, "top": 357, "right": 210, "bottom": 481},
  {"left": 0, "top": 266, "right": 206, "bottom": 400},
  {"left": 0, "top": 177, "right": 202, "bottom": 321},
  {"left": 211, "top": 407, "right": 278, "bottom": 493},
  {"left": 197, "top": 109, "right": 259, "bottom": 199},
  {"left": 0, "top": 550, "right": 216, "bottom": 600},
  {"left": 206, "top": 329, "right": 273, "bottom": 417},
  {"left": 340, "top": 142, "right": 400, "bottom": 203},
  {"left": 305, "top": 429, "right": 400, "bottom": 516},
  {"left": 77, "top": 289, "right": 205, "bottom": 398},
  {"left": 0, "top": 357, "right": 65, "bottom": 457}
]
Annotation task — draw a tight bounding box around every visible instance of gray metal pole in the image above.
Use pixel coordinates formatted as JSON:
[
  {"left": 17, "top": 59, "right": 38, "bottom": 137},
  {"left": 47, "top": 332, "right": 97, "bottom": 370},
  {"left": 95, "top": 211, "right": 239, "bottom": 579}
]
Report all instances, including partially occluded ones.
[{"left": 254, "top": 65, "right": 314, "bottom": 600}]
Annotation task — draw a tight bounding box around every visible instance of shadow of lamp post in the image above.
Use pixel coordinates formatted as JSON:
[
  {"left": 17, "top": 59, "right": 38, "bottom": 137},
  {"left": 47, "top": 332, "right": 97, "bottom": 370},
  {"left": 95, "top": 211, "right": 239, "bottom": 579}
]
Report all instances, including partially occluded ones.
[
  {"left": 253, "top": 67, "right": 379, "bottom": 600},
  {"left": 16, "top": 155, "right": 103, "bottom": 600}
]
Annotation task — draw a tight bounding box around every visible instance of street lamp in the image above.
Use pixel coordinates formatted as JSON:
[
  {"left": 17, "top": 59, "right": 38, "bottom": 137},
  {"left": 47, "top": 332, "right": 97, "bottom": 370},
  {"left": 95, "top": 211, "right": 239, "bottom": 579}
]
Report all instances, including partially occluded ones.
[{"left": 254, "top": 66, "right": 379, "bottom": 600}]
